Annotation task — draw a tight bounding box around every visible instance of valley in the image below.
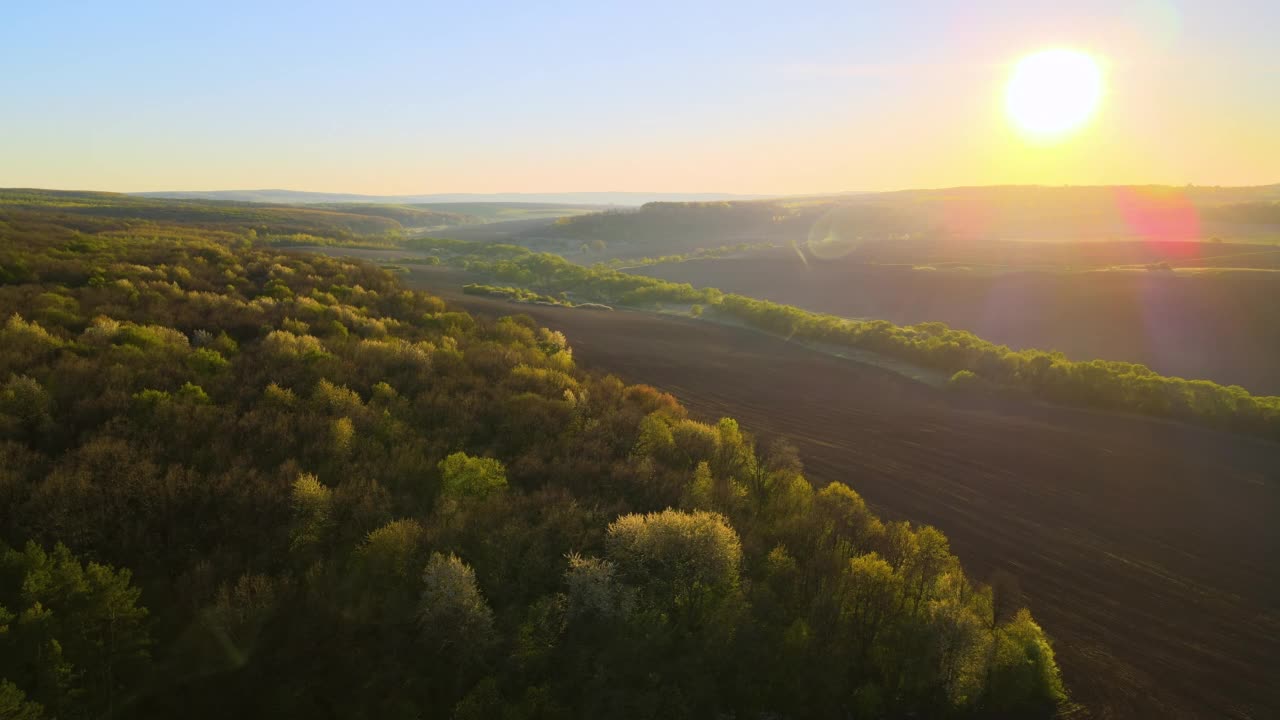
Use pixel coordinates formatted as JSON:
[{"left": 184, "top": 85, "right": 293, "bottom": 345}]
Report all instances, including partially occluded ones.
[{"left": 389, "top": 263, "right": 1280, "bottom": 719}]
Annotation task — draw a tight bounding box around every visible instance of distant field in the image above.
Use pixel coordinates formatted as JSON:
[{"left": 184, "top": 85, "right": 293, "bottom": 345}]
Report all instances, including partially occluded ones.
[
  {"left": 637, "top": 244, "right": 1280, "bottom": 395},
  {"left": 800, "top": 237, "right": 1280, "bottom": 270},
  {"left": 370, "top": 259, "right": 1280, "bottom": 720}
]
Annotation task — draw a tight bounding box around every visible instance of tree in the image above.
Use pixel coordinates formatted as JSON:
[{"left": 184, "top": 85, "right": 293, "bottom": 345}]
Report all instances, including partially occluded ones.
[
  {"left": 0, "top": 376, "right": 53, "bottom": 442},
  {"left": 354, "top": 519, "right": 427, "bottom": 583},
  {"left": 418, "top": 553, "right": 495, "bottom": 655},
  {"left": 815, "top": 482, "right": 883, "bottom": 551},
  {"left": 330, "top": 416, "right": 354, "bottom": 457},
  {"left": 438, "top": 452, "right": 507, "bottom": 503},
  {"left": 289, "top": 473, "right": 334, "bottom": 555},
  {"left": 349, "top": 519, "right": 428, "bottom": 622},
  {"left": 985, "top": 609, "right": 1067, "bottom": 715},
  {"left": 840, "top": 553, "right": 900, "bottom": 661},
  {"left": 701, "top": 417, "right": 759, "bottom": 508},
  {"left": 0, "top": 680, "right": 44, "bottom": 720},
  {"left": 902, "top": 526, "right": 956, "bottom": 614},
  {"left": 564, "top": 552, "right": 625, "bottom": 620},
  {"left": 631, "top": 413, "right": 674, "bottom": 461},
  {"left": 605, "top": 509, "right": 742, "bottom": 603},
  {"left": 683, "top": 461, "right": 715, "bottom": 510},
  {"left": 0, "top": 543, "right": 149, "bottom": 720},
  {"left": 670, "top": 419, "right": 719, "bottom": 468}
]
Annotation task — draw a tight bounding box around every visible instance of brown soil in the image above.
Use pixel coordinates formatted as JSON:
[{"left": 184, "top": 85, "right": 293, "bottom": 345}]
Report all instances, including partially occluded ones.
[
  {"left": 393, "top": 265, "right": 1280, "bottom": 720},
  {"left": 638, "top": 249, "right": 1280, "bottom": 396}
]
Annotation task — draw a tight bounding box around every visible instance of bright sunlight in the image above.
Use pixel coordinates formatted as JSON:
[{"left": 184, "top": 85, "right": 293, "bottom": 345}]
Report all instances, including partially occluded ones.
[{"left": 1005, "top": 49, "right": 1104, "bottom": 141}]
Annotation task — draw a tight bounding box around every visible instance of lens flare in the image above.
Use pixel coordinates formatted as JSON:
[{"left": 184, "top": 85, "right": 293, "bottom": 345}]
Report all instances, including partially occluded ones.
[
  {"left": 1005, "top": 49, "right": 1104, "bottom": 141},
  {"left": 805, "top": 207, "right": 867, "bottom": 260},
  {"left": 1114, "top": 186, "right": 1201, "bottom": 255}
]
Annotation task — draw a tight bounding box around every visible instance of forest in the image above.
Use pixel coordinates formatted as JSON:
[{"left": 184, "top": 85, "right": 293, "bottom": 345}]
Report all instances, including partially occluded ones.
[{"left": 0, "top": 200, "right": 1067, "bottom": 717}]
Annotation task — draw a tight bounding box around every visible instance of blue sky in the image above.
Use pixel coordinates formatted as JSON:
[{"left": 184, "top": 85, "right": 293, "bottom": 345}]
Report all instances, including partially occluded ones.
[{"left": 2, "top": 0, "right": 1277, "bottom": 193}]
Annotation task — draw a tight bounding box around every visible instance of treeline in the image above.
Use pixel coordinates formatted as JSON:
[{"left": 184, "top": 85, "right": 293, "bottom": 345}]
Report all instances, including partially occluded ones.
[
  {"left": 453, "top": 247, "right": 1280, "bottom": 439},
  {"left": 1202, "top": 200, "right": 1280, "bottom": 226},
  {"left": 457, "top": 245, "right": 717, "bottom": 307},
  {"left": 713, "top": 296, "right": 1280, "bottom": 437},
  {"left": 0, "top": 209, "right": 1066, "bottom": 718},
  {"left": 462, "top": 283, "right": 576, "bottom": 307},
  {"left": 462, "top": 283, "right": 614, "bottom": 311}
]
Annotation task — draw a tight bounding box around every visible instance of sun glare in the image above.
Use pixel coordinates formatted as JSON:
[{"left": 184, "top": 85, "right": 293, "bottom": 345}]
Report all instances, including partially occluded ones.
[{"left": 1005, "top": 49, "right": 1104, "bottom": 141}]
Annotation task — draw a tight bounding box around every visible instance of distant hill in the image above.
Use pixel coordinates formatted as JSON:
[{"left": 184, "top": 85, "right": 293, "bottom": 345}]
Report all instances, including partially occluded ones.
[
  {"left": 1, "top": 188, "right": 631, "bottom": 238},
  {"left": 531, "top": 184, "right": 1280, "bottom": 257},
  {"left": 0, "top": 188, "right": 460, "bottom": 239},
  {"left": 133, "top": 189, "right": 777, "bottom": 206}
]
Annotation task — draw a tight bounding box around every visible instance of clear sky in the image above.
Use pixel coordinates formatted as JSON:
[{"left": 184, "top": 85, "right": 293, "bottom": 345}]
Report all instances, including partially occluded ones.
[{"left": 2, "top": 0, "right": 1276, "bottom": 194}]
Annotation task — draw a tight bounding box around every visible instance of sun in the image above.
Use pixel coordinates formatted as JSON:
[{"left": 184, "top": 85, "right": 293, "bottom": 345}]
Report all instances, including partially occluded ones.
[{"left": 1005, "top": 49, "right": 1104, "bottom": 141}]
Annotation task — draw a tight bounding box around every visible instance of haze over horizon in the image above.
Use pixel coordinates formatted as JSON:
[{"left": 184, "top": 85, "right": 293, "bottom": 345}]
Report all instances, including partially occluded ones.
[{"left": 4, "top": 0, "right": 1279, "bottom": 194}]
